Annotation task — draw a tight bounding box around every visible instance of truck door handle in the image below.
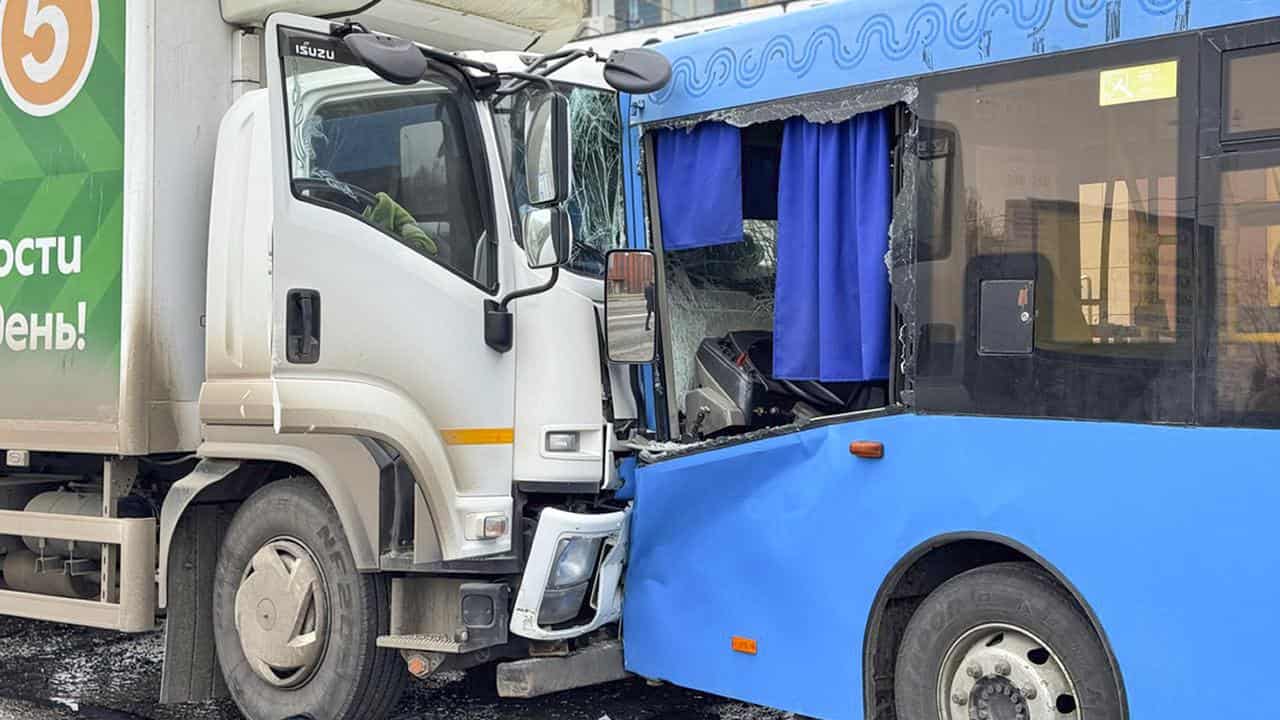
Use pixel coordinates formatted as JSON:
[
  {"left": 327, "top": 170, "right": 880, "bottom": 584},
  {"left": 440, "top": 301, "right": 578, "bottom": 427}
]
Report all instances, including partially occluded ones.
[{"left": 286, "top": 289, "right": 321, "bottom": 364}]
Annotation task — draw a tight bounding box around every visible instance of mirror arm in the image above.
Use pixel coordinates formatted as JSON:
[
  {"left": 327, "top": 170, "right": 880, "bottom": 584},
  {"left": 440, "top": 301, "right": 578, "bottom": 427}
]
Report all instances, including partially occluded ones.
[
  {"left": 484, "top": 268, "right": 561, "bottom": 353},
  {"left": 495, "top": 49, "right": 597, "bottom": 98},
  {"left": 494, "top": 70, "right": 557, "bottom": 98},
  {"left": 525, "top": 48, "right": 593, "bottom": 74},
  {"left": 498, "top": 266, "right": 559, "bottom": 312}
]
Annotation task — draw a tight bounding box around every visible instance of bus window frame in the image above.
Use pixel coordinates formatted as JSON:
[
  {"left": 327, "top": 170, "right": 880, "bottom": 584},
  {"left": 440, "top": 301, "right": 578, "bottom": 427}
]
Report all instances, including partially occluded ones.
[{"left": 1201, "top": 20, "right": 1280, "bottom": 155}]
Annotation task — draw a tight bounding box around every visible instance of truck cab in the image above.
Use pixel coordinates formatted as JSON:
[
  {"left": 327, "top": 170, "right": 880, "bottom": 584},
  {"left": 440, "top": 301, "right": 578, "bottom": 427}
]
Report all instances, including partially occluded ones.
[
  {"left": 0, "top": 3, "right": 668, "bottom": 718},
  {"left": 170, "top": 12, "right": 672, "bottom": 715}
]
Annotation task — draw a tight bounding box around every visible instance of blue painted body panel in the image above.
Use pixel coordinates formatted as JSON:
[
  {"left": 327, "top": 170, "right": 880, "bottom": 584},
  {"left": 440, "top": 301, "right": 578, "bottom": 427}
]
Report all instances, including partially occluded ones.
[
  {"left": 632, "top": 0, "right": 1280, "bottom": 126},
  {"left": 625, "top": 413, "right": 1280, "bottom": 718},
  {"left": 619, "top": 2, "right": 1280, "bottom": 717}
]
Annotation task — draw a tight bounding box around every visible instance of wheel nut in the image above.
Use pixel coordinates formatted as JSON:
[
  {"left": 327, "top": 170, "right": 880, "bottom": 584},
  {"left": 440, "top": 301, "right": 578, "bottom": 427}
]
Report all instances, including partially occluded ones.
[
  {"left": 995, "top": 660, "right": 1011, "bottom": 676},
  {"left": 1021, "top": 685, "right": 1037, "bottom": 700},
  {"left": 952, "top": 692, "right": 967, "bottom": 706},
  {"left": 967, "top": 663, "right": 983, "bottom": 678}
]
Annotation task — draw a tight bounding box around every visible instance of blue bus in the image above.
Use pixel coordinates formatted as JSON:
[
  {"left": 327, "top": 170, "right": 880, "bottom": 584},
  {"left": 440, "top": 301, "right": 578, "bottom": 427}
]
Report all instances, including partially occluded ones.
[{"left": 600, "top": 1, "right": 1280, "bottom": 718}]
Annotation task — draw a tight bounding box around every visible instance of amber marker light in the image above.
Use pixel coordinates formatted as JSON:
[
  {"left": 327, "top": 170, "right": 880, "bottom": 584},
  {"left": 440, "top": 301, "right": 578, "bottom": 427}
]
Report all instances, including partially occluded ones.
[
  {"left": 849, "top": 441, "right": 884, "bottom": 459},
  {"left": 731, "top": 636, "right": 758, "bottom": 655}
]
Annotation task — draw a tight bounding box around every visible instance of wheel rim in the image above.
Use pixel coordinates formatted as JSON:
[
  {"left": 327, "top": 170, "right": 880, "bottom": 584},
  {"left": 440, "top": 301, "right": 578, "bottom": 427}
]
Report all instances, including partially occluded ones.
[
  {"left": 937, "top": 623, "right": 1080, "bottom": 720},
  {"left": 234, "top": 537, "right": 330, "bottom": 688}
]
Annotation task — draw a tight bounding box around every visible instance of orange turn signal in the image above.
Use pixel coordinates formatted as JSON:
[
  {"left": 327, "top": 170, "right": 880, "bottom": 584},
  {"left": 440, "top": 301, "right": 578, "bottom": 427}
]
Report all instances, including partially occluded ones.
[
  {"left": 849, "top": 441, "right": 884, "bottom": 459},
  {"left": 731, "top": 636, "right": 758, "bottom": 655}
]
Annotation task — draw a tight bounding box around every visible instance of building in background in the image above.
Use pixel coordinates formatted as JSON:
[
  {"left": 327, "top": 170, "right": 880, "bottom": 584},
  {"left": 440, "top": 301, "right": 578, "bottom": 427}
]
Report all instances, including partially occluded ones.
[{"left": 582, "top": 0, "right": 783, "bottom": 35}]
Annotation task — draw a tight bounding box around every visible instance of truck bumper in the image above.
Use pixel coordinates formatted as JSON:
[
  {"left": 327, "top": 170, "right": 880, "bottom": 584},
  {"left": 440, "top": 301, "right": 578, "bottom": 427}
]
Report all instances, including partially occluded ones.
[{"left": 509, "top": 507, "right": 629, "bottom": 641}]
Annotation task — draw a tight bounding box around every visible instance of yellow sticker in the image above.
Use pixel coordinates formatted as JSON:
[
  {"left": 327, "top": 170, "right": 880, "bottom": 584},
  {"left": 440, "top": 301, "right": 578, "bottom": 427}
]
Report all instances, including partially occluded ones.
[{"left": 1099, "top": 60, "right": 1178, "bottom": 107}]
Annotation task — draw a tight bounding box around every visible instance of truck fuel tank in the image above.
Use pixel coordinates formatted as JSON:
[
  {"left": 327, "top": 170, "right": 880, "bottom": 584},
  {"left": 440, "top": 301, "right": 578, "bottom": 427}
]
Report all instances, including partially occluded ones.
[
  {"left": 22, "top": 491, "right": 105, "bottom": 557},
  {"left": 1, "top": 550, "right": 98, "bottom": 600}
]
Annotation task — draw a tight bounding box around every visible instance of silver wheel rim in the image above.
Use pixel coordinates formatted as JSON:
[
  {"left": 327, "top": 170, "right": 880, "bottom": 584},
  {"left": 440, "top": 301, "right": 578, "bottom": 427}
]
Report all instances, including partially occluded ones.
[
  {"left": 234, "top": 537, "right": 330, "bottom": 688},
  {"left": 937, "top": 623, "right": 1080, "bottom": 720}
]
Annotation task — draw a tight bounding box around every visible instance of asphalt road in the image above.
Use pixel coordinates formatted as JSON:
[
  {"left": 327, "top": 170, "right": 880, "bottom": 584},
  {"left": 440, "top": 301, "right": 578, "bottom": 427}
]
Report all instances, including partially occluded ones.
[
  {"left": 606, "top": 294, "right": 656, "bottom": 361},
  {"left": 0, "top": 617, "right": 787, "bottom": 720}
]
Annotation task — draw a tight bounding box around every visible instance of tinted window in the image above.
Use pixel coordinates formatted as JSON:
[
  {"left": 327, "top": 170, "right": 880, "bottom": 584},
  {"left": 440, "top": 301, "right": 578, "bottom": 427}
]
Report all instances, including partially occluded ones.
[
  {"left": 1224, "top": 45, "right": 1280, "bottom": 139},
  {"left": 913, "top": 45, "right": 1194, "bottom": 422},
  {"left": 284, "top": 57, "right": 496, "bottom": 289},
  {"left": 1201, "top": 156, "right": 1280, "bottom": 427}
]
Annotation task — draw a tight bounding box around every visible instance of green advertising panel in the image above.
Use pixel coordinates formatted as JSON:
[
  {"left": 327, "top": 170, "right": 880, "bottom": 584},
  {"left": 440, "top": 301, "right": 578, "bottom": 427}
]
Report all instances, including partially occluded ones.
[{"left": 0, "top": 0, "right": 124, "bottom": 423}]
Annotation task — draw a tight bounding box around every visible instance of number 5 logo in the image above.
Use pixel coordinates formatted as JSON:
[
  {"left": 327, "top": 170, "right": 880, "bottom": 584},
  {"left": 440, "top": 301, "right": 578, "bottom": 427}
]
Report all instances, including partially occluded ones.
[{"left": 0, "top": 0, "right": 98, "bottom": 117}]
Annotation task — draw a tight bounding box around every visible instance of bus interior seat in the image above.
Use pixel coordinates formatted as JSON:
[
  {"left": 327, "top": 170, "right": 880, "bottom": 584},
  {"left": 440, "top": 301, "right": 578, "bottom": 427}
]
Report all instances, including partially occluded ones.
[{"left": 685, "top": 330, "right": 887, "bottom": 438}]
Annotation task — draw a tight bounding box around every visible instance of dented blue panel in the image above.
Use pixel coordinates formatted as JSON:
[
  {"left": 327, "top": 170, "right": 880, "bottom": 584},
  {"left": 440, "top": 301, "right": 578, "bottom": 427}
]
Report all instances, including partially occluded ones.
[
  {"left": 634, "top": 0, "right": 1280, "bottom": 124},
  {"left": 624, "top": 413, "right": 1280, "bottom": 718}
]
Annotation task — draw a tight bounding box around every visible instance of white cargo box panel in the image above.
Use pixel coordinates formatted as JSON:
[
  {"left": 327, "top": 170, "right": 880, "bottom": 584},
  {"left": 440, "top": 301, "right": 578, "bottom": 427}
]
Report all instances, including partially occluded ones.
[
  {"left": 0, "top": 1, "right": 236, "bottom": 455},
  {"left": 219, "top": 0, "right": 580, "bottom": 50}
]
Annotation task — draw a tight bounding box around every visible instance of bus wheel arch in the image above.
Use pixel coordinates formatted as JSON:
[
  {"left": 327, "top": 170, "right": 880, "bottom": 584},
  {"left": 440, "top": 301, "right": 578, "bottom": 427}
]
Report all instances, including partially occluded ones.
[{"left": 862, "top": 533, "right": 1128, "bottom": 720}]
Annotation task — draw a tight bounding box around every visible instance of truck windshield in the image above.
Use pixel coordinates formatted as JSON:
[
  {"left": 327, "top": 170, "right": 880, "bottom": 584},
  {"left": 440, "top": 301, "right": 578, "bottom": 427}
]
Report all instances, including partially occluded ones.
[
  {"left": 281, "top": 42, "right": 496, "bottom": 290},
  {"left": 496, "top": 85, "right": 625, "bottom": 278}
]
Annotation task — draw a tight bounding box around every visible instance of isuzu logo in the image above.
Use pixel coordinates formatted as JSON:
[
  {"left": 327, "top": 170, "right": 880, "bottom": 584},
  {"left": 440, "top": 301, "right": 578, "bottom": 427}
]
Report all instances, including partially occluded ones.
[{"left": 294, "top": 40, "right": 335, "bottom": 62}]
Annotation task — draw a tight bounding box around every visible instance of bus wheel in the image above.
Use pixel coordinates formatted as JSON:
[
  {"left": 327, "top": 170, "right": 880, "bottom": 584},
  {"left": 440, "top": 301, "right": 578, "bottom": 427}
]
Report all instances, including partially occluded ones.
[
  {"left": 894, "top": 562, "right": 1123, "bottom": 720},
  {"left": 213, "top": 477, "right": 406, "bottom": 720}
]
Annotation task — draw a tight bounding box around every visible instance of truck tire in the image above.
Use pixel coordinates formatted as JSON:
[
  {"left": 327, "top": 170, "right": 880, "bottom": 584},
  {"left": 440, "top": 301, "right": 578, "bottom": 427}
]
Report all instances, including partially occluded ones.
[
  {"left": 212, "top": 477, "right": 406, "bottom": 720},
  {"left": 894, "top": 562, "right": 1123, "bottom": 720}
]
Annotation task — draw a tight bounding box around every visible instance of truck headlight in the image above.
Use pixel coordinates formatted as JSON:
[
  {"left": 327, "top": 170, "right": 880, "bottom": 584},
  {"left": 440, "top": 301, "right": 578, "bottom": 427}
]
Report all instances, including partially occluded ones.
[
  {"left": 537, "top": 536, "right": 603, "bottom": 626},
  {"left": 550, "top": 536, "right": 602, "bottom": 589}
]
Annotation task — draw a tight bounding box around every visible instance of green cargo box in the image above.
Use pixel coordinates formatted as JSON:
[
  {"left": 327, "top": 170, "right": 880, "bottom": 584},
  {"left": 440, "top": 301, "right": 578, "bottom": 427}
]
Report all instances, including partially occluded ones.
[{"left": 0, "top": 1, "right": 236, "bottom": 456}]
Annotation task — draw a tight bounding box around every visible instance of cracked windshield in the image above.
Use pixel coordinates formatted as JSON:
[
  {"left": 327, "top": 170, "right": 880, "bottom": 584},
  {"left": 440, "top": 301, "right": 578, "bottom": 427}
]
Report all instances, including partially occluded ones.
[{"left": 496, "top": 85, "right": 624, "bottom": 277}]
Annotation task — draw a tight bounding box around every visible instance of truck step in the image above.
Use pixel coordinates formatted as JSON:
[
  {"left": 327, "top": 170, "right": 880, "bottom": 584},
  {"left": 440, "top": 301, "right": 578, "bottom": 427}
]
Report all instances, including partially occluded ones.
[
  {"left": 496, "top": 640, "right": 628, "bottom": 698},
  {"left": 376, "top": 633, "right": 464, "bottom": 654}
]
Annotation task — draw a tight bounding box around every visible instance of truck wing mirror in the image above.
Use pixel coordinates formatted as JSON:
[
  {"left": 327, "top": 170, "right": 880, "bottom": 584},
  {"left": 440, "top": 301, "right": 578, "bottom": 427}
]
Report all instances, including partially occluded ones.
[
  {"left": 343, "top": 32, "right": 428, "bottom": 86},
  {"left": 524, "top": 91, "right": 570, "bottom": 207},
  {"left": 524, "top": 206, "right": 571, "bottom": 269},
  {"left": 603, "top": 48, "right": 672, "bottom": 94},
  {"left": 604, "top": 250, "right": 658, "bottom": 364}
]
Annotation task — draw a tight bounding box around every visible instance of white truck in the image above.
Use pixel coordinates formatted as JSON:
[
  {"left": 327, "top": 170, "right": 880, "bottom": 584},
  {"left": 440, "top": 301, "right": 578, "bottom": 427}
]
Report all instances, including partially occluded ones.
[{"left": 0, "top": 2, "right": 670, "bottom": 718}]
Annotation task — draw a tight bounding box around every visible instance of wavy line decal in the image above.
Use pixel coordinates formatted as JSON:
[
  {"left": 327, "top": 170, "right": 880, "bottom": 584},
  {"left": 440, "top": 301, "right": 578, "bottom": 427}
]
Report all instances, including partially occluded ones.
[
  {"left": 1139, "top": 0, "right": 1183, "bottom": 15},
  {"left": 650, "top": 0, "right": 1190, "bottom": 104},
  {"left": 1065, "top": 0, "right": 1107, "bottom": 27}
]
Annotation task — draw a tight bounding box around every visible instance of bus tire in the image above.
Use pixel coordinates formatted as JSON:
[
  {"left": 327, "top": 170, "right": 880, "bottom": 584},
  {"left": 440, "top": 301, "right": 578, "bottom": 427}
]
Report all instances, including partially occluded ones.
[
  {"left": 212, "top": 477, "right": 406, "bottom": 720},
  {"left": 894, "top": 561, "right": 1123, "bottom": 720}
]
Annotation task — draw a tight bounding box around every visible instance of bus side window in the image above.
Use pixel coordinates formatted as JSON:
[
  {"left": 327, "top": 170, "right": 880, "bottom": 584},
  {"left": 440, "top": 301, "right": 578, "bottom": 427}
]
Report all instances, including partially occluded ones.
[
  {"left": 913, "top": 41, "right": 1195, "bottom": 423},
  {"left": 1223, "top": 44, "right": 1280, "bottom": 142}
]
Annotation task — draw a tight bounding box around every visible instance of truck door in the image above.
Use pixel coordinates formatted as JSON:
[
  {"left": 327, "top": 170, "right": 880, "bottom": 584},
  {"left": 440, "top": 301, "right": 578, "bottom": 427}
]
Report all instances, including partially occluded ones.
[{"left": 263, "top": 15, "right": 516, "bottom": 561}]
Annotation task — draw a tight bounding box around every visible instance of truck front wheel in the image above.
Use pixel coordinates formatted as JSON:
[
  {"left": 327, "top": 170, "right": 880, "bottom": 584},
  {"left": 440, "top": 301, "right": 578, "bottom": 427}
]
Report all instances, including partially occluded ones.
[
  {"left": 213, "top": 477, "right": 406, "bottom": 720},
  {"left": 894, "top": 562, "right": 1124, "bottom": 720}
]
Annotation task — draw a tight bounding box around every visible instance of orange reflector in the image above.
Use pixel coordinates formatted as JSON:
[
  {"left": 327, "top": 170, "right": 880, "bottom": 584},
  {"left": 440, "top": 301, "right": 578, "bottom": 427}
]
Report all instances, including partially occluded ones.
[
  {"left": 731, "top": 636, "right": 758, "bottom": 655},
  {"left": 406, "top": 654, "right": 430, "bottom": 677},
  {"left": 849, "top": 441, "right": 884, "bottom": 459}
]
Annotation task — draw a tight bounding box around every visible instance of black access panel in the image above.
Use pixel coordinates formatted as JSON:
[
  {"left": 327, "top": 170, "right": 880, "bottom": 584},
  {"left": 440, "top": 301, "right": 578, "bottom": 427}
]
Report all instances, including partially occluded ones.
[{"left": 978, "top": 279, "right": 1035, "bottom": 356}]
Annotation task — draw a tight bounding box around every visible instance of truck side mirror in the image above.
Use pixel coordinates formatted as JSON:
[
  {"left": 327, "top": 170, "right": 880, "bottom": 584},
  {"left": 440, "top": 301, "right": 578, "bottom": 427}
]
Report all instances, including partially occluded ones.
[
  {"left": 342, "top": 32, "right": 429, "bottom": 86},
  {"left": 524, "top": 206, "right": 571, "bottom": 269},
  {"left": 604, "top": 250, "right": 657, "bottom": 363},
  {"left": 603, "top": 48, "right": 672, "bottom": 94},
  {"left": 524, "top": 91, "right": 570, "bottom": 208}
]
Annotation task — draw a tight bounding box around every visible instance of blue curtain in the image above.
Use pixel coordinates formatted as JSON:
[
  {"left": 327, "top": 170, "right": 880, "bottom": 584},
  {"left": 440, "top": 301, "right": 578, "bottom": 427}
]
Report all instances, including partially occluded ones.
[
  {"left": 773, "top": 110, "right": 892, "bottom": 382},
  {"left": 655, "top": 122, "right": 743, "bottom": 251}
]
